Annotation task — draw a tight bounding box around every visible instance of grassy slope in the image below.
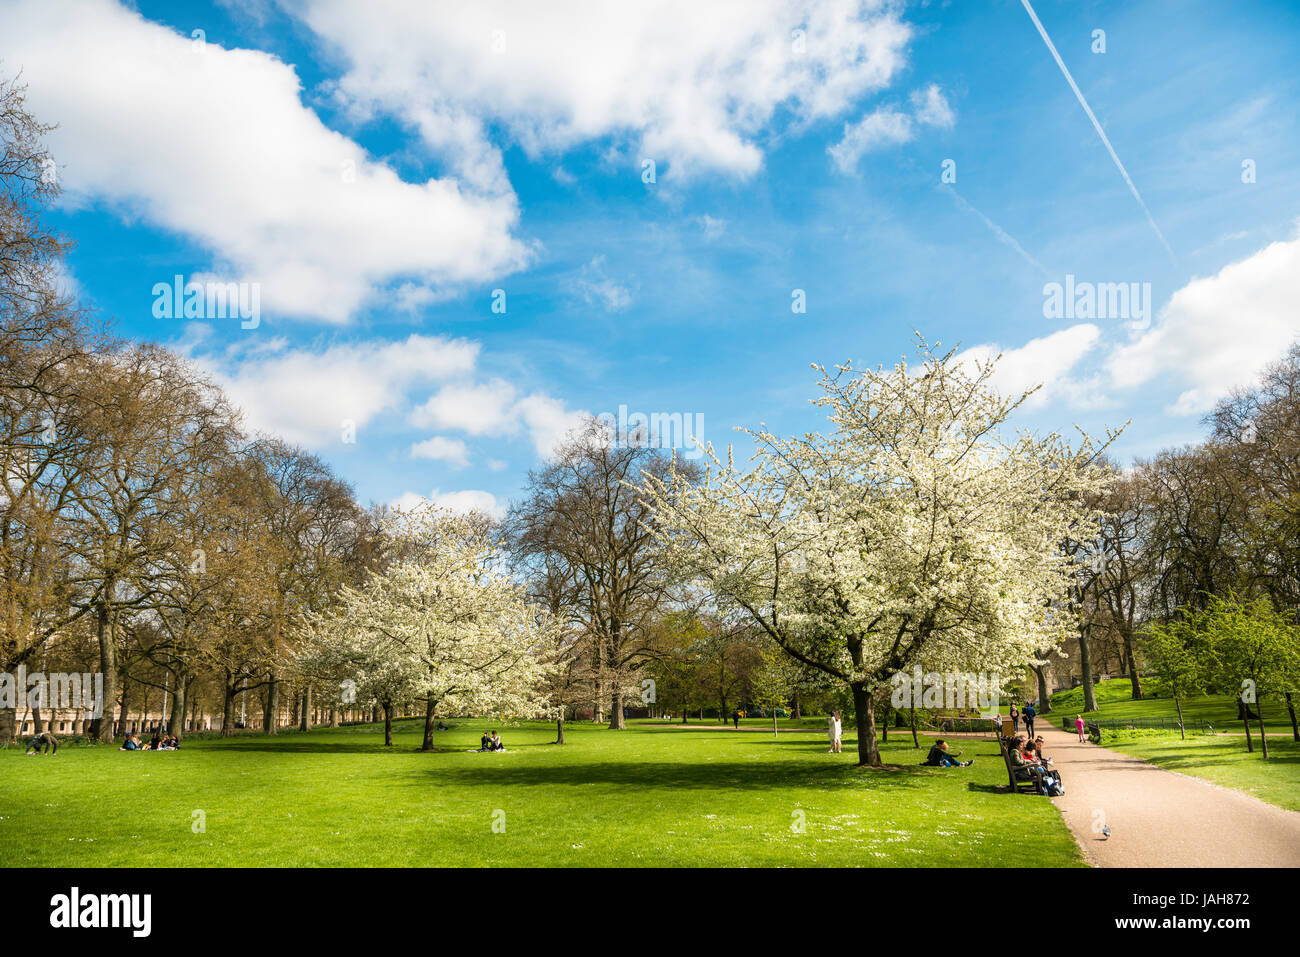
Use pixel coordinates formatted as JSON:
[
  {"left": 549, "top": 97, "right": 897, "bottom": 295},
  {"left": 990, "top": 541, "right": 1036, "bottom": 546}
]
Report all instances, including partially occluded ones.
[
  {"left": 1048, "top": 681, "right": 1300, "bottom": 813},
  {"left": 1, "top": 720, "right": 1082, "bottom": 867},
  {"left": 1048, "top": 680, "right": 1297, "bottom": 734}
]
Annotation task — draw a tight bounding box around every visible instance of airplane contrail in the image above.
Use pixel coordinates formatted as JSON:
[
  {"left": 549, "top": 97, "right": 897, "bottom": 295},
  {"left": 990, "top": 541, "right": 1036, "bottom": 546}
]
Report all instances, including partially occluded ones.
[
  {"left": 1020, "top": 0, "right": 1177, "bottom": 266},
  {"left": 942, "top": 185, "right": 1050, "bottom": 277}
]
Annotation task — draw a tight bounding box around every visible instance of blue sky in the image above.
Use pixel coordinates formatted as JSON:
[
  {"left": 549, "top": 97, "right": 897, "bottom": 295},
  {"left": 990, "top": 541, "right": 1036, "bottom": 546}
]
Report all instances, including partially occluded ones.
[{"left": 7, "top": 0, "right": 1300, "bottom": 514}]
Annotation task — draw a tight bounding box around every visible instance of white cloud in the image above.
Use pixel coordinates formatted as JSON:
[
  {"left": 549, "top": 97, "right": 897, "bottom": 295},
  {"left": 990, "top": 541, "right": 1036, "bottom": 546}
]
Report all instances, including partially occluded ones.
[
  {"left": 829, "top": 84, "right": 954, "bottom": 173},
  {"left": 197, "top": 334, "right": 479, "bottom": 446},
  {"left": 408, "top": 379, "right": 587, "bottom": 458},
  {"left": 391, "top": 488, "right": 503, "bottom": 519},
  {"left": 409, "top": 436, "right": 470, "bottom": 467},
  {"left": 286, "top": 0, "right": 914, "bottom": 180},
  {"left": 911, "top": 84, "right": 955, "bottom": 129},
  {"left": 5, "top": 0, "right": 530, "bottom": 323},
  {"left": 409, "top": 379, "right": 519, "bottom": 436},
  {"left": 698, "top": 215, "right": 728, "bottom": 240},
  {"left": 828, "top": 107, "right": 913, "bottom": 172},
  {"left": 1107, "top": 232, "right": 1300, "bottom": 414},
  {"left": 570, "top": 256, "right": 633, "bottom": 312},
  {"left": 956, "top": 324, "right": 1103, "bottom": 409},
  {"left": 516, "top": 393, "right": 588, "bottom": 459}
]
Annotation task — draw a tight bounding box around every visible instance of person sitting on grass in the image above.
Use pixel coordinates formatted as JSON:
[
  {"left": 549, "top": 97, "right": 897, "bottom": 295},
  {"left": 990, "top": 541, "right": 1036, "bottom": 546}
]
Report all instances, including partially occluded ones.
[
  {"left": 119, "top": 732, "right": 142, "bottom": 751},
  {"left": 489, "top": 731, "right": 504, "bottom": 751},
  {"left": 480, "top": 731, "right": 492, "bottom": 752},
  {"left": 923, "top": 738, "right": 973, "bottom": 767}
]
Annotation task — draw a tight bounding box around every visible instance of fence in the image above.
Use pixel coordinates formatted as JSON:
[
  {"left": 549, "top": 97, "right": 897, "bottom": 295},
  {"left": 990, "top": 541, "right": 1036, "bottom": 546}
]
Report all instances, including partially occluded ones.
[{"left": 1061, "top": 715, "right": 1219, "bottom": 737}]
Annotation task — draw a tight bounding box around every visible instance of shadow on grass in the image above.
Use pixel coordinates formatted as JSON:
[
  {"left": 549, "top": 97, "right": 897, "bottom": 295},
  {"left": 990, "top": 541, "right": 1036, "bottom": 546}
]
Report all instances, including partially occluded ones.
[{"left": 408, "top": 757, "right": 947, "bottom": 793}]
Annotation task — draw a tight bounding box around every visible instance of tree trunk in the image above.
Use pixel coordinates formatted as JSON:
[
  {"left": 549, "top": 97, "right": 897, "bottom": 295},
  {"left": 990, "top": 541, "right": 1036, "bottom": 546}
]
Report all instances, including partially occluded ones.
[
  {"left": 1285, "top": 691, "right": 1299, "bottom": 743},
  {"left": 1123, "top": 632, "right": 1143, "bottom": 699},
  {"left": 329, "top": 707, "right": 339, "bottom": 728},
  {"left": 608, "top": 689, "right": 626, "bottom": 730},
  {"left": 1079, "top": 623, "right": 1098, "bottom": 712},
  {"left": 1257, "top": 701, "right": 1268, "bottom": 760},
  {"left": 222, "top": 681, "right": 237, "bottom": 737},
  {"left": 91, "top": 601, "right": 118, "bottom": 743},
  {"left": 168, "top": 675, "right": 187, "bottom": 740},
  {"left": 850, "top": 682, "right": 881, "bottom": 767},
  {"left": 910, "top": 706, "right": 919, "bottom": 748},
  {"left": 1243, "top": 712, "right": 1254, "bottom": 753},
  {"left": 263, "top": 674, "right": 279, "bottom": 734},
  {"left": 0, "top": 708, "right": 15, "bottom": 745},
  {"left": 793, "top": 689, "right": 802, "bottom": 719},
  {"left": 555, "top": 716, "right": 565, "bottom": 744},
  {"left": 1175, "top": 697, "right": 1185, "bottom": 740},
  {"left": 1034, "top": 665, "right": 1052, "bottom": 712},
  {"left": 118, "top": 676, "right": 131, "bottom": 739},
  {"left": 421, "top": 698, "right": 437, "bottom": 751},
  {"left": 299, "top": 685, "right": 311, "bottom": 732},
  {"left": 383, "top": 703, "right": 394, "bottom": 746}
]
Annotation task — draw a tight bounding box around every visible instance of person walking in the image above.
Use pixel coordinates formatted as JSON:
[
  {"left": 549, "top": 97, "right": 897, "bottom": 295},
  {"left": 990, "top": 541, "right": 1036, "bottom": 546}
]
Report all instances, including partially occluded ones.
[
  {"left": 1009, "top": 704, "right": 1019, "bottom": 733},
  {"left": 1023, "top": 702, "right": 1036, "bottom": 738},
  {"left": 732, "top": 710, "right": 741, "bottom": 730},
  {"left": 1075, "top": 714, "right": 1087, "bottom": 743},
  {"left": 828, "top": 711, "right": 843, "bottom": 753}
]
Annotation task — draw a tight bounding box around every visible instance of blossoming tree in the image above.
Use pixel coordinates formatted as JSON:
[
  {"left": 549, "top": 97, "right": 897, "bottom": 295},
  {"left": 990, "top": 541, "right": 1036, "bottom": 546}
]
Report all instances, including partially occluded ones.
[
  {"left": 639, "top": 339, "right": 1115, "bottom": 766},
  {"left": 297, "top": 505, "right": 553, "bottom": 750}
]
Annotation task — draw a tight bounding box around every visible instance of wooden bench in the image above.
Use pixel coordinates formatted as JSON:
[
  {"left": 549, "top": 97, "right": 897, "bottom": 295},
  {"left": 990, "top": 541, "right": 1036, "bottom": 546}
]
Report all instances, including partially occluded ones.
[{"left": 999, "top": 735, "right": 1044, "bottom": 794}]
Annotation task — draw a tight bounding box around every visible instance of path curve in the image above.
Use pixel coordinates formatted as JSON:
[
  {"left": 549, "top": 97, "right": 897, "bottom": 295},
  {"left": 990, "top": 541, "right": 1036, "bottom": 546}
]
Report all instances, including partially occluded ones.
[{"left": 1035, "top": 720, "right": 1300, "bottom": 867}]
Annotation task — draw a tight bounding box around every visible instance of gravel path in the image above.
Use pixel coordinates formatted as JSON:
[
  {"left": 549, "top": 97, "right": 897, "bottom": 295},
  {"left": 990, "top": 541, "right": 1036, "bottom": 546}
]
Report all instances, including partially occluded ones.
[{"left": 1036, "top": 720, "right": 1300, "bottom": 867}]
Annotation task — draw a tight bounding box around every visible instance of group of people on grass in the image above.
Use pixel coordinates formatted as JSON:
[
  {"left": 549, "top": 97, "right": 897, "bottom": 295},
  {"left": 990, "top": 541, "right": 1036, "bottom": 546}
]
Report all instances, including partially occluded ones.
[
  {"left": 477, "top": 731, "right": 505, "bottom": 752},
  {"left": 119, "top": 731, "right": 180, "bottom": 751}
]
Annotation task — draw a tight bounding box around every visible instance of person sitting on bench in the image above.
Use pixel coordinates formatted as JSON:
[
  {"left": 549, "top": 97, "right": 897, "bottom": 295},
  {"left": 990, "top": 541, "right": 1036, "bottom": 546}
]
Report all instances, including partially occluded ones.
[
  {"left": 1007, "top": 736, "right": 1048, "bottom": 792},
  {"left": 923, "top": 738, "right": 972, "bottom": 767},
  {"left": 26, "top": 731, "right": 58, "bottom": 755}
]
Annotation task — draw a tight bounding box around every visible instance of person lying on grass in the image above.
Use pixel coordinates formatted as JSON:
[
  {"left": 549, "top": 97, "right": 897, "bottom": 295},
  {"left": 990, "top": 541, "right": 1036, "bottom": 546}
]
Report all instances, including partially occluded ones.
[
  {"left": 922, "top": 739, "right": 973, "bottom": 767},
  {"left": 119, "top": 733, "right": 143, "bottom": 751}
]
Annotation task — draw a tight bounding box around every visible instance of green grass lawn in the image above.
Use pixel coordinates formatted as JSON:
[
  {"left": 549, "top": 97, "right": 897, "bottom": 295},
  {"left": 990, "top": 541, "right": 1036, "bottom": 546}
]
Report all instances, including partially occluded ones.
[
  {"left": 1100, "top": 729, "right": 1300, "bottom": 813},
  {"left": 1, "top": 719, "right": 1082, "bottom": 867},
  {"left": 1048, "top": 680, "right": 1298, "bottom": 734}
]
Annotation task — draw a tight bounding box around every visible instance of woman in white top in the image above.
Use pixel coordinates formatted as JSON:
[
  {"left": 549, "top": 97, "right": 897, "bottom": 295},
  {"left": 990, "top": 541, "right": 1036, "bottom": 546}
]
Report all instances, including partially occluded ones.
[{"left": 828, "top": 711, "right": 842, "bottom": 753}]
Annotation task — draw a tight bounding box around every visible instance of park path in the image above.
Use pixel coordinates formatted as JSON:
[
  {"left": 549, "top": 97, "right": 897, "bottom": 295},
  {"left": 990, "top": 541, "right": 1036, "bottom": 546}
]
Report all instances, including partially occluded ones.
[{"left": 1034, "top": 720, "right": 1300, "bottom": 867}]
